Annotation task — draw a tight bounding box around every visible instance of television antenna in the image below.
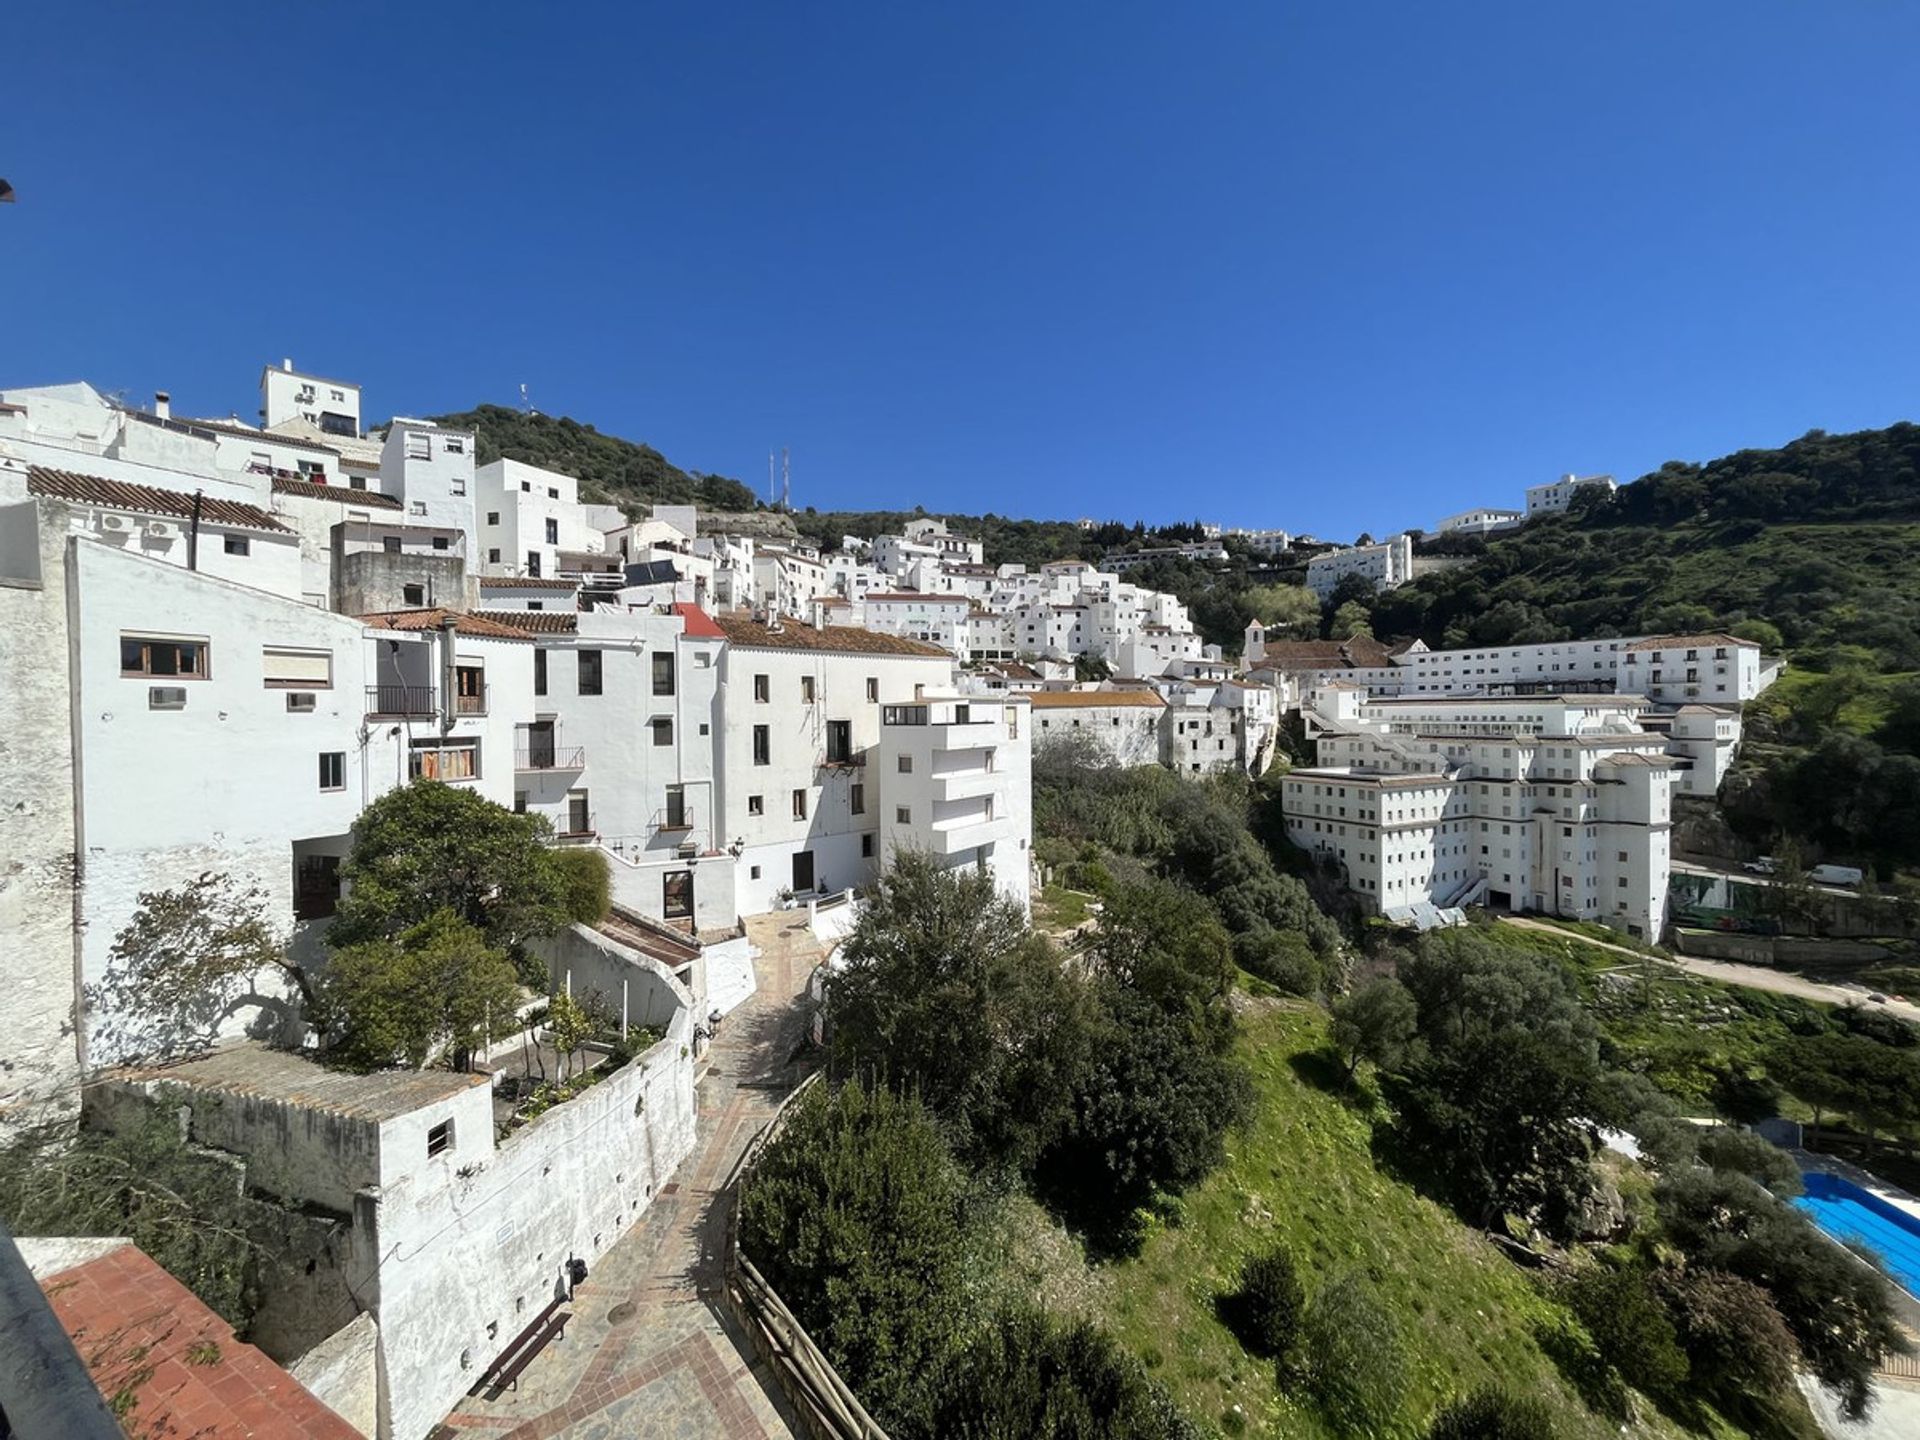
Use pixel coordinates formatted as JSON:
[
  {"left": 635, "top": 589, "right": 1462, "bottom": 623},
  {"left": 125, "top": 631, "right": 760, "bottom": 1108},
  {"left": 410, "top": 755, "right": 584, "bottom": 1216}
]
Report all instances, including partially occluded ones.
[{"left": 782, "top": 447, "right": 791, "bottom": 511}]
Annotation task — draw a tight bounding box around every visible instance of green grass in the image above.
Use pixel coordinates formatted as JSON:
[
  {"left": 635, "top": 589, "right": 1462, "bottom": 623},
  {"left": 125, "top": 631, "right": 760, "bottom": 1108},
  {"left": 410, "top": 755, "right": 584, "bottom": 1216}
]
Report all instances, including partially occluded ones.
[
  {"left": 1034, "top": 883, "right": 1094, "bottom": 934},
  {"left": 1087, "top": 1002, "right": 1748, "bottom": 1440},
  {"left": 1750, "top": 664, "right": 1917, "bottom": 739}
]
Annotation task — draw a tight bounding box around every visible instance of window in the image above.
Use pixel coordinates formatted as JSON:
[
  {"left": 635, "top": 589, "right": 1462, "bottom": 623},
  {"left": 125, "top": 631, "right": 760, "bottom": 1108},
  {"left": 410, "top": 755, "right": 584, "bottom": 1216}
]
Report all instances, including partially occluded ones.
[
  {"left": 753, "top": 725, "right": 770, "bottom": 765},
  {"left": 514, "top": 791, "right": 528, "bottom": 813},
  {"left": 547, "top": 486, "right": 559, "bottom": 499},
  {"left": 862, "top": 834, "right": 875, "bottom": 858},
  {"left": 318, "top": 752, "right": 345, "bottom": 791},
  {"left": 405, "top": 432, "right": 431, "bottom": 461},
  {"left": 545, "top": 518, "right": 559, "bottom": 545},
  {"left": 445, "top": 437, "right": 465, "bottom": 455},
  {"left": 663, "top": 870, "right": 694, "bottom": 920},
  {"left": 410, "top": 738, "right": 479, "bottom": 781},
  {"left": 429, "top": 535, "right": 449, "bottom": 552},
  {"left": 754, "top": 674, "right": 770, "bottom": 703},
  {"left": 801, "top": 675, "right": 817, "bottom": 704},
  {"left": 349, "top": 475, "right": 367, "bottom": 490},
  {"left": 792, "top": 789, "right": 808, "bottom": 820},
  {"left": 526, "top": 551, "right": 541, "bottom": 577},
  {"left": 866, "top": 677, "right": 879, "bottom": 703},
  {"left": 488, "top": 547, "right": 502, "bottom": 563},
  {"left": 223, "top": 534, "right": 250, "bottom": 557},
  {"left": 454, "top": 664, "right": 486, "bottom": 714},
  {"left": 402, "top": 583, "right": 425, "bottom": 606},
  {"left": 577, "top": 650, "right": 602, "bottom": 695},
  {"left": 384, "top": 534, "right": 403, "bottom": 553},
  {"left": 896, "top": 806, "right": 912, "bottom": 824},
  {"left": 286, "top": 692, "right": 316, "bottom": 712},
  {"left": 450, "top": 477, "right": 466, "bottom": 497},
  {"left": 533, "top": 649, "right": 547, "bottom": 696},
  {"left": 651, "top": 717, "right": 673, "bottom": 746},
  {"left": 850, "top": 783, "right": 865, "bottom": 815},
  {"left": 652, "top": 652, "right": 675, "bottom": 696},
  {"left": 897, "top": 754, "right": 913, "bottom": 774},
  {"left": 427, "top": 1119, "right": 454, "bottom": 1158},
  {"left": 121, "top": 635, "right": 207, "bottom": 679},
  {"left": 294, "top": 854, "right": 341, "bottom": 919},
  {"left": 487, "top": 511, "right": 500, "bottom": 526},
  {"left": 748, "top": 794, "right": 764, "bottom": 816},
  {"left": 665, "top": 785, "right": 688, "bottom": 828},
  {"left": 826, "top": 720, "right": 852, "bottom": 764},
  {"left": 262, "top": 646, "right": 332, "bottom": 689}
]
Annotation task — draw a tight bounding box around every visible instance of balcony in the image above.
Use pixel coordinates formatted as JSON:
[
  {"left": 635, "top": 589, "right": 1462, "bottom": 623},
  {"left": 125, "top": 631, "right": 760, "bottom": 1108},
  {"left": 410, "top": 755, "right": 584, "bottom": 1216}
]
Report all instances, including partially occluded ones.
[
  {"left": 366, "top": 683, "right": 435, "bottom": 717},
  {"left": 934, "top": 765, "right": 1000, "bottom": 801},
  {"left": 453, "top": 685, "right": 489, "bottom": 717},
  {"left": 928, "top": 812, "right": 1003, "bottom": 856},
  {"left": 515, "top": 746, "right": 586, "bottom": 772}
]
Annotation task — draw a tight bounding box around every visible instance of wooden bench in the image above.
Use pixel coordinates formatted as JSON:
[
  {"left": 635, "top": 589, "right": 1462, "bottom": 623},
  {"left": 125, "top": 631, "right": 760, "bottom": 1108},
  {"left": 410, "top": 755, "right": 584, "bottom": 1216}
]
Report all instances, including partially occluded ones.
[{"left": 473, "top": 1298, "right": 570, "bottom": 1397}]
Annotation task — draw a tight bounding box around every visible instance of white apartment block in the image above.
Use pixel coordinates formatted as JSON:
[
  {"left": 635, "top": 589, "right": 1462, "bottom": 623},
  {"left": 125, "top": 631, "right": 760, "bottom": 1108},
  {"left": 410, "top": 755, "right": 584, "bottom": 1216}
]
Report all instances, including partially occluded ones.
[
  {"left": 1305, "top": 532, "right": 1415, "bottom": 599},
  {"left": 476, "top": 457, "right": 605, "bottom": 579},
  {"left": 259, "top": 358, "right": 362, "bottom": 438},
  {"left": 1223, "top": 526, "right": 1292, "bottom": 556},
  {"left": 1283, "top": 689, "right": 1676, "bottom": 939},
  {"left": 752, "top": 544, "right": 830, "bottom": 618},
  {"left": 1432, "top": 506, "right": 1522, "bottom": 537},
  {"left": 1525, "top": 472, "right": 1616, "bottom": 517},
  {"left": 1102, "top": 539, "right": 1229, "bottom": 571},
  {"left": 1029, "top": 690, "right": 1166, "bottom": 766}
]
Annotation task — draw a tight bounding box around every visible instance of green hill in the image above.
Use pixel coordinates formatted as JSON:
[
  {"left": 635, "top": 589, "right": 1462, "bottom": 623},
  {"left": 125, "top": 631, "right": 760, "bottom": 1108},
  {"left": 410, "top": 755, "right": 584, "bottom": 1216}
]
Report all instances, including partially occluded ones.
[{"left": 428, "top": 404, "right": 763, "bottom": 514}]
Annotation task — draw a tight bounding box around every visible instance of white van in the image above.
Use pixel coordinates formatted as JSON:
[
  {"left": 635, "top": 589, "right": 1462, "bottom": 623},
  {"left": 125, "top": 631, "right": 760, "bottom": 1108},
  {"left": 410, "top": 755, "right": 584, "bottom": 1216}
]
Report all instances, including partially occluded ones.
[{"left": 1809, "top": 864, "right": 1864, "bottom": 888}]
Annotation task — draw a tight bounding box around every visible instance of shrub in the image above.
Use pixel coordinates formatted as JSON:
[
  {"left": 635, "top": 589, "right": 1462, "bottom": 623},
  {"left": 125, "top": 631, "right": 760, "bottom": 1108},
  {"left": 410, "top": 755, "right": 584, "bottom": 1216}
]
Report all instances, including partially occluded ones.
[
  {"left": 1654, "top": 1268, "right": 1797, "bottom": 1398},
  {"left": 1427, "top": 1387, "right": 1557, "bottom": 1440},
  {"left": 1563, "top": 1265, "right": 1688, "bottom": 1397},
  {"left": 1298, "top": 1272, "right": 1405, "bottom": 1435},
  {"left": 929, "top": 1307, "right": 1199, "bottom": 1440},
  {"left": 1224, "top": 1247, "right": 1304, "bottom": 1361},
  {"left": 549, "top": 845, "right": 611, "bottom": 925}
]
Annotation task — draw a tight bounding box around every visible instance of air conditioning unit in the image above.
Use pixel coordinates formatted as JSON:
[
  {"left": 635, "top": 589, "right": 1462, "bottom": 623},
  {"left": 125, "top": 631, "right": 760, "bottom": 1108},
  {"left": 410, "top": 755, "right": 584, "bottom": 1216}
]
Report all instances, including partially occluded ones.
[
  {"left": 286, "top": 692, "right": 317, "bottom": 713},
  {"left": 676, "top": 839, "right": 699, "bottom": 859},
  {"left": 99, "top": 514, "right": 126, "bottom": 531},
  {"left": 148, "top": 686, "right": 187, "bottom": 711},
  {"left": 144, "top": 521, "right": 173, "bottom": 539}
]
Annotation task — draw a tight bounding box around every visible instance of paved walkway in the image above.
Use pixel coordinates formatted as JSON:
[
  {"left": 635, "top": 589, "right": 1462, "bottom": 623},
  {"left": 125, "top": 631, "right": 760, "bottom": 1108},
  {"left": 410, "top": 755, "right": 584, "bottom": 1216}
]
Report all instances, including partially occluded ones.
[
  {"left": 441, "top": 914, "right": 821, "bottom": 1440},
  {"left": 1502, "top": 916, "right": 1920, "bottom": 1021}
]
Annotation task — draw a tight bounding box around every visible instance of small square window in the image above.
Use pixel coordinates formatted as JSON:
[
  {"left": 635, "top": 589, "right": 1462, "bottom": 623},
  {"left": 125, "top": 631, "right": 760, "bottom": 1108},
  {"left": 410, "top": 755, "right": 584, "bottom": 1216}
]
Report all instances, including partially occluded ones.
[
  {"left": 402, "top": 584, "right": 425, "bottom": 606},
  {"left": 487, "top": 511, "right": 500, "bottom": 526},
  {"left": 748, "top": 795, "right": 764, "bottom": 816},
  {"left": 792, "top": 789, "right": 808, "bottom": 820},
  {"left": 897, "top": 755, "right": 912, "bottom": 774},
  {"left": 318, "top": 752, "right": 345, "bottom": 790},
  {"left": 750, "top": 865, "right": 761, "bottom": 880},
  {"left": 223, "top": 534, "right": 250, "bottom": 556},
  {"left": 488, "top": 547, "right": 502, "bottom": 563},
  {"left": 651, "top": 717, "right": 673, "bottom": 746},
  {"left": 427, "top": 1119, "right": 454, "bottom": 1157},
  {"left": 895, "top": 806, "right": 911, "bottom": 824},
  {"left": 754, "top": 674, "right": 769, "bottom": 703}
]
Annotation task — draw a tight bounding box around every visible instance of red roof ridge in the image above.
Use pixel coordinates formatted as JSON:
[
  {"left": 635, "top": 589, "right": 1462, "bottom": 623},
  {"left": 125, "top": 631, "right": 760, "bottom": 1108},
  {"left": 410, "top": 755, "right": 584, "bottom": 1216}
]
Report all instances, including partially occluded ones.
[
  {"left": 29, "top": 465, "right": 293, "bottom": 534},
  {"left": 669, "top": 602, "right": 727, "bottom": 639}
]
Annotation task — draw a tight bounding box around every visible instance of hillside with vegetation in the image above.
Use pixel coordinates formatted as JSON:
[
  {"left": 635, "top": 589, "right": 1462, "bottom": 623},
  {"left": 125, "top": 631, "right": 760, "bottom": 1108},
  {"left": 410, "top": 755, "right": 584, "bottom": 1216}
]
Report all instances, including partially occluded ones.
[{"left": 429, "top": 404, "right": 764, "bottom": 513}]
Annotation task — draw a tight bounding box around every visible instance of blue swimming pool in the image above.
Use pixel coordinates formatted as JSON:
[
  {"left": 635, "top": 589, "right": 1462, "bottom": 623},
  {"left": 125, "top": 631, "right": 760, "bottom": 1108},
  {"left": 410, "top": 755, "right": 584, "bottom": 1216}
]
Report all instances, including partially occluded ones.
[{"left": 1794, "top": 1171, "right": 1920, "bottom": 1298}]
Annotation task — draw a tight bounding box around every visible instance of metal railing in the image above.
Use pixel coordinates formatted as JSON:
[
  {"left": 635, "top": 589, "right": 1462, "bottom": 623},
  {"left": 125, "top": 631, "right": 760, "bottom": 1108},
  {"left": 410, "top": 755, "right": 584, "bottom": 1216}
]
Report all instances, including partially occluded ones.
[
  {"left": 454, "top": 684, "right": 489, "bottom": 716},
  {"left": 515, "top": 746, "right": 586, "bottom": 772},
  {"left": 366, "top": 683, "right": 434, "bottom": 716}
]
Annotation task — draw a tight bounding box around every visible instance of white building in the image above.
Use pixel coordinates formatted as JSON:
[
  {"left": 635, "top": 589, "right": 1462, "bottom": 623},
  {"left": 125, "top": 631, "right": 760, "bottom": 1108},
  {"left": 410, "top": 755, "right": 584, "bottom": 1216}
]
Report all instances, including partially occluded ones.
[
  {"left": 1223, "top": 527, "right": 1292, "bottom": 556},
  {"left": 752, "top": 545, "right": 830, "bottom": 619},
  {"left": 1432, "top": 507, "right": 1523, "bottom": 537},
  {"left": 1304, "top": 533, "right": 1415, "bottom": 600},
  {"left": 476, "top": 458, "right": 605, "bottom": 579},
  {"left": 1102, "top": 540, "right": 1229, "bottom": 571},
  {"left": 259, "top": 359, "right": 362, "bottom": 439},
  {"left": 379, "top": 419, "right": 480, "bottom": 569},
  {"left": 1028, "top": 689, "right": 1166, "bottom": 767},
  {"left": 1283, "top": 688, "right": 1676, "bottom": 939},
  {"left": 1525, "top": 472, "right": 1616, "bottom": 518}
]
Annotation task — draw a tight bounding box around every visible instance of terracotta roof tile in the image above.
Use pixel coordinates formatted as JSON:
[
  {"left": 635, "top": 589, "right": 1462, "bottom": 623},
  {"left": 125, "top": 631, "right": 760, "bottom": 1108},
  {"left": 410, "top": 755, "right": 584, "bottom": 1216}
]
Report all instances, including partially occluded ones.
[
  {"left": 1028, "top": 689, "right": 1167, "bottom": 708},
  {"left": 358, "top": 607, "right": 534, "bottom": 640},
  {"left": 29, "top": 466, "right": 293, "bottom": 534},
  {"left": 670, "top": 602, "right": 727, "bottom": 639},
  {"left": 1253, "top": 636, "right": 1396, "bottom": 669},
  {"left": 181, "top": 415, "right": 342, "bottom": 454},
  {"left": 1624, "top": 633, "right": 1754, "bottom": 652},
  {"left": 36, "top": 1242, "right": 361, "bottom": 1439},
  {"left": 712, "top": 614, "right": 950, "bottom": 657},
  {"left": 474, "top": 609, "right": 577, "bottom": 633},
  {"left": 478, "top": 575, "right": 578, "bottom": 589},
  {"left": 271, "top": 477, "right": 402, "bottom": 509}
]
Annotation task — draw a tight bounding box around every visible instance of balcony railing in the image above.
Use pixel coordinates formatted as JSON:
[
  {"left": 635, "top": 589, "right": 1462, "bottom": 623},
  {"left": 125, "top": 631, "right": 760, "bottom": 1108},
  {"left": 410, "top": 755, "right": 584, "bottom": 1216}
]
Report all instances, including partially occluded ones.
[
  {"left": 454, "top": 685, "right": 489, "bottom": 716},
  {"left": 366, "top": 683, "right": 435, "bottom": 717},
  {"left": 515, "top": 746, "right": 586, "bottom": 772}
]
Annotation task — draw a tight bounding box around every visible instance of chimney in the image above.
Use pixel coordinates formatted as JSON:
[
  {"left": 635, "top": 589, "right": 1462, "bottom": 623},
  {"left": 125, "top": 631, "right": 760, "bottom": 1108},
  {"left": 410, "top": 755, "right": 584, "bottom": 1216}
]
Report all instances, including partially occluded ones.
[
  {"left": 283, "top": 358, "right": 294, "bottom": 372},
  {"left": 153, "top": 392, "right": 171, "bottom": 420}
]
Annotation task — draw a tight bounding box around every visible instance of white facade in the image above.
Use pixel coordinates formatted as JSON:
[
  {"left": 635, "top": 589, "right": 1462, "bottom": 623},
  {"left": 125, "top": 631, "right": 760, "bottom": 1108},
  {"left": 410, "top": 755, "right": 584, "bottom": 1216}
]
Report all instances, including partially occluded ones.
[
  {"left": 1223, "top": 527, "right": 1292, "bottom": 556},
  {"left": 1432, "top": 507, "right": 1523, "bottom": 537},
  {"left": 1305, "top": 532, "right": 1415, "bottom": 599},
  {"left": 260, "top": 360, "right": 362, "bottom": 439},
  {"left": 752, "top": 546, "right": 830, "bottom": 618},
  {"left": 1028, "top": 691, "right": 1166, "bottom": 767},
  {"left": 379, "top": 419, "right": 479, "bottom": 568},
  {"left": 1102, "top": 540, "right": 1229, "bottom": 571},
  {"left": 1283, "top": 691, "right": 1677, "bottom": 939},
  {"left": 1525, "top": 472, "right": 1617, "bottom": 517},
  {"left": 476, "top": 458, "right": 604, "bottom": 580}
]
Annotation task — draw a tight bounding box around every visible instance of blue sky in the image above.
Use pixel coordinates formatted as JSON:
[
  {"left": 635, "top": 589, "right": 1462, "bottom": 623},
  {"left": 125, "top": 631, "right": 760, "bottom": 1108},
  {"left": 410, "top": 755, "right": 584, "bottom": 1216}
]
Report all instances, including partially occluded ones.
[{"left": 6, "top": 3, "right": 1917, "bottom": 536}]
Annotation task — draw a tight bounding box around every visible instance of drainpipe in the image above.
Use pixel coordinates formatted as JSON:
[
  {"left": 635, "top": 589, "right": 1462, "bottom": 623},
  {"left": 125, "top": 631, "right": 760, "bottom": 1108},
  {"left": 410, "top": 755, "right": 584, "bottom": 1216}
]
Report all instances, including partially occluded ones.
[
  {"left": 440, "top": 614, "right": 458, "bottom": 732},
  {"left": 187, "top": 490, "right": 203, "bottom": 570}
]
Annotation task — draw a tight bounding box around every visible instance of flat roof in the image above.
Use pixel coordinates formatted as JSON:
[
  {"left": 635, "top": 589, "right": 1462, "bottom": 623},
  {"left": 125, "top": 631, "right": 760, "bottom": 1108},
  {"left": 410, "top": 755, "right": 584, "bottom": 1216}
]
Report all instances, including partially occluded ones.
[{"left": 118, "top": 1042, "right": 484, "bottom": 1122}]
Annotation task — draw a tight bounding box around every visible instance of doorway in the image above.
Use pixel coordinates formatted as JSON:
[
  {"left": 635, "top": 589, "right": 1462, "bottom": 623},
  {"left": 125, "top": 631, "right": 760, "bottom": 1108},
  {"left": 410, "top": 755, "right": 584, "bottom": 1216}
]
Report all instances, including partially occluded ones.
[{"left": 791, "top": 850, "right": 815, "bottom": 895}]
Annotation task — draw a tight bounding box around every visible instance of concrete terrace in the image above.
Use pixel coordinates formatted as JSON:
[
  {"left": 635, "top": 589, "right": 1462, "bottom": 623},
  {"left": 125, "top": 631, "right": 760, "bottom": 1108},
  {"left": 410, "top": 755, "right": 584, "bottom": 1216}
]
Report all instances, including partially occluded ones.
[{"left": 439, "top": 911, "right": 820, "bottom": 1440}]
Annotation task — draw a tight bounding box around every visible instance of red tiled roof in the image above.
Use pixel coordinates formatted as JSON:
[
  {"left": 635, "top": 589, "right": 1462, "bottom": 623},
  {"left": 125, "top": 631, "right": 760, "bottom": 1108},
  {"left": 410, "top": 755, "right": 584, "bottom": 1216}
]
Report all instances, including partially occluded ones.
[
  {"left": 712, "top": 614, "right": 950, "bottom": 657},
  {"left": 479, "top": 575, "right": 578, "bottom": 589},
  {"left": 1028, "top": 689, "right": 1166, "bottom": 708},
  {"left": 29, "top": 466, "right": 293, "bottom": 534},
  {"left": 358, "top": 608, "right": 534, "bottom": 640},
  {"left": 37, "top": 1242, "right": 360, "bottom": 1439},
  {"left": 1624, "top": 633, "right": 1755, "bottom": 652},
  {"left": 1255, "top": 636, "right": 1396, "bottom": 669},
  {"left": 670, "top": 602, "right": 726, "bottom": 639},
  {"left": 863, "top": 592, "right": 967, "bottom": 604},
  {"left": 272, "top": 477, "right": 402, "bottom": 510},
  {"left": 182, "top": 415, "right": 341, "bottom": 453},
  {"left": 474, "top": 609, "right": 578, "bottom": 633}
]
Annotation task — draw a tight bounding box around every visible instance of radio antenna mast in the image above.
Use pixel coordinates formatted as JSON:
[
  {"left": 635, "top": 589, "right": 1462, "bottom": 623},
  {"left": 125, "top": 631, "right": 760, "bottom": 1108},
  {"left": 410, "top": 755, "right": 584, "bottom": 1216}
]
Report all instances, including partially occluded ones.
[
  {"left": 782, "top": 447, "right": 791, "bottom": 511},
  {"left": 768, "top": 451, "right": 776, "bottom": 505}
]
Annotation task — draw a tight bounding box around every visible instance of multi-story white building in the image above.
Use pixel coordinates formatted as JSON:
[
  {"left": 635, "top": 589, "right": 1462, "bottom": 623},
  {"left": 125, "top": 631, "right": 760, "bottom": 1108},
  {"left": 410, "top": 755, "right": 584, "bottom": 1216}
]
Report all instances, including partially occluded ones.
[
  {"left": 1305, "top": 532, "right": 1415, "bottom": 599},
  {"left": 752, "top": 545, "right": 830, "bottom": 618},
  {"left": 1028, "top": 689, "right": 1167, "bottom": 766},
  {"left": 1102, "top": 539, "right": 1230, "bottom": 571},
  {"left": 1223, "top": 526, "right": 1292, "bottom": 556},
  {"left": 1525, "top": 472, "right": 1616, "bottom": 517},
  {"left": 259, "top": 359, "right": 361, "bottom": 438},
  {"left": 1283, "top": 688, "right": 1676, "bottom": 939},
  {"left": 475, "top": 457, "right": 605, "bottom": 579}
]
